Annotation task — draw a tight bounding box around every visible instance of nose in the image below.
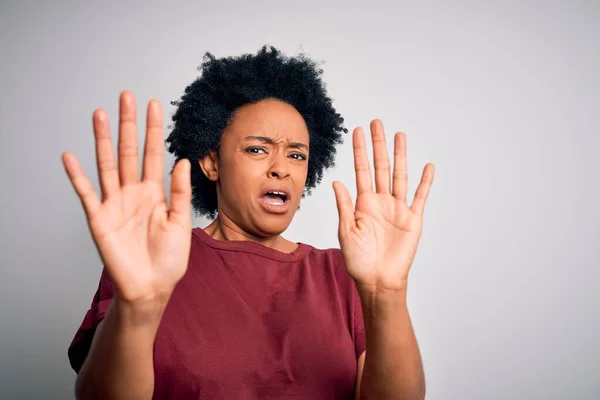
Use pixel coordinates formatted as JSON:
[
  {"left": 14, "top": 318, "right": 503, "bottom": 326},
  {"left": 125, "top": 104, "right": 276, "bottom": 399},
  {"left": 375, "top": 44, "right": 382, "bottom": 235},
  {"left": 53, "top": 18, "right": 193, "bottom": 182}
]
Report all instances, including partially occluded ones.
[
  {"left": 268, "top": 167, "right": 289, "bottom": 179},
  {"left": 268, "top": 155, "right": 290, "bottom": 179}
]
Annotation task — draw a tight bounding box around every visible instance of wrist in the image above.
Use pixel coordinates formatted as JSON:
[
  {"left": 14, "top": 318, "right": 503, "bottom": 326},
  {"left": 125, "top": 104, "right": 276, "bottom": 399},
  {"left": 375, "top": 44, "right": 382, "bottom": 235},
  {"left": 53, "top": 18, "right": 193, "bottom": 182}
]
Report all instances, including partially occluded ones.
[
  {"left": 356, "top": 284, "right": 409, "bottom": 324},
  {"left": 111, "top": 293, "right": 171, "bottom": 329},
  {"left": 355, "top": 279, "right": 409, "bottom": 298}
]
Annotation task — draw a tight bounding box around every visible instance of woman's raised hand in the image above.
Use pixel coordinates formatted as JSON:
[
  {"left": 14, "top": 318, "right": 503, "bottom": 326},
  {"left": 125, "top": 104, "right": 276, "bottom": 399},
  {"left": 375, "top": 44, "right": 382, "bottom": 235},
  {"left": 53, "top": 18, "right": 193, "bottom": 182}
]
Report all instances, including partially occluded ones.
[{"left": 62, "top": 91, "right": 192, "bottom": 307}]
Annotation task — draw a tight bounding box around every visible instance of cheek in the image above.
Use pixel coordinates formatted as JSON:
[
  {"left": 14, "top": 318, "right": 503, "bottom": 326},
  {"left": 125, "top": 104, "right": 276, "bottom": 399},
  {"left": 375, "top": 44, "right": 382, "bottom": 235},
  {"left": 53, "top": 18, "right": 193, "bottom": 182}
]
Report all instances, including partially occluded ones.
[
  {"left": 292, "top": 165, "right": 309, "bottom": 194},
  {"left": 220, "top": 158, "right": 263, "bottom": 194}
]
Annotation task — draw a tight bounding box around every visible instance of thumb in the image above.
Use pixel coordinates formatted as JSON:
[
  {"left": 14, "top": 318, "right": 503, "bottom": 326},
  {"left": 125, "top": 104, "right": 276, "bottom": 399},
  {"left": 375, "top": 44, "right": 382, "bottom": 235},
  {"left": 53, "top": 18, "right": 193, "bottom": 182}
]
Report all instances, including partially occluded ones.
[
  {"left": 332, "top": 181, "right": 355, "bottom": 238},
  {"left": 168, "top": 158, "right": 192, "bottom": 228}
]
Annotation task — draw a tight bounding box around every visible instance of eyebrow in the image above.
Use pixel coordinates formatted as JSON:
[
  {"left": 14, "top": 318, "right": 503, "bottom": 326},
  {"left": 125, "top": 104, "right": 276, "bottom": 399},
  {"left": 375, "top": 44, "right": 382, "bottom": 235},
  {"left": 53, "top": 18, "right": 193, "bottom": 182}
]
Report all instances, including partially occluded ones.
[{"left": 244, "top": 135, "right": 308, "bottom": 150}]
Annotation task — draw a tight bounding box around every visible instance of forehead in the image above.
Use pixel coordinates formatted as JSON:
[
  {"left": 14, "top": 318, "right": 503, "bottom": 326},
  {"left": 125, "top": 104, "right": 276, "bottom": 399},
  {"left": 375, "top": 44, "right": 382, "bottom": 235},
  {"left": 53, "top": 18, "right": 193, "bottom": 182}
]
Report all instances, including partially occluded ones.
[{"left": 223, "top": 99, "right": 309, "bottom": 143}]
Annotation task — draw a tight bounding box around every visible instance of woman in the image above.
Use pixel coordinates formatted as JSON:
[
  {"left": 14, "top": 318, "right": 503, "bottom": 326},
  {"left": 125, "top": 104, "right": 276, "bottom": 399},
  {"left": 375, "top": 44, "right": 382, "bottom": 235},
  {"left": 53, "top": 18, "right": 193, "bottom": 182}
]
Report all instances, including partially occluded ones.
[{"left": 64, "top": 46, "right": 434, "bottom": 399}]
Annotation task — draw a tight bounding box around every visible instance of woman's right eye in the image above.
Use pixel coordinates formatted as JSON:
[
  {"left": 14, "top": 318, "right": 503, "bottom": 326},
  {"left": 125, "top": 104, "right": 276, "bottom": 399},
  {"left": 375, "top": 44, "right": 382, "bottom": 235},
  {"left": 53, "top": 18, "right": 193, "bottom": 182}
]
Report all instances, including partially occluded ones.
[{"left": 245, "top": 147, "right": 267, "bottom": 154}]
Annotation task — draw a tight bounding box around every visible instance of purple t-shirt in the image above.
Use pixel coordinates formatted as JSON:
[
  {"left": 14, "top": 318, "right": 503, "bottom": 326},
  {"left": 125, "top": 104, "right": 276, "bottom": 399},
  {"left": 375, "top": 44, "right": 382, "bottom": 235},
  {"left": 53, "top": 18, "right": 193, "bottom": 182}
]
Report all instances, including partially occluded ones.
[{"left": 68, "top": 227, "right": 366, "bottom": 399}]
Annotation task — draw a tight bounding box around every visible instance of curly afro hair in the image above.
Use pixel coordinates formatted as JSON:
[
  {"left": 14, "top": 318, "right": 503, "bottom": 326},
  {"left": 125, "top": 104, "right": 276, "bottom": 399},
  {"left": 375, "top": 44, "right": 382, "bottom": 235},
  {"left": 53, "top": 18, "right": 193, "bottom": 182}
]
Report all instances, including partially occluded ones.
[{"left": 166, "top": 45, "right": 348, "bottom": 218}]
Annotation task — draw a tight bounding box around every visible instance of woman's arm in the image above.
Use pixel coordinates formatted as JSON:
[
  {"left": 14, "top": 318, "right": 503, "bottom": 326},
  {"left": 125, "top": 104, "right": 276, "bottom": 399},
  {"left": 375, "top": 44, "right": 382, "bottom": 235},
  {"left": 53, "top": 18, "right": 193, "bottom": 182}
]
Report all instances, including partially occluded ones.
[
  {"left": 62, "top": 93, "right": 192, "bottom": 399},
  {"left": 357, "top": 288, "right": 425, "bottom": 400},
  {"left": 75, "top": 296, "right": 168, "bottom": 400}
]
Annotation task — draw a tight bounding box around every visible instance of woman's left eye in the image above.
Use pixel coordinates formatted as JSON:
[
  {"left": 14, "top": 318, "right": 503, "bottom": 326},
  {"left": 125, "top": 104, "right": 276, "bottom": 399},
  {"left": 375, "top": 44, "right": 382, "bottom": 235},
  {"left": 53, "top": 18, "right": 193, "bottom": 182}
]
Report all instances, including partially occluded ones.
[{"left": 290, "top": 153, "right": 307, "bottom": 161}]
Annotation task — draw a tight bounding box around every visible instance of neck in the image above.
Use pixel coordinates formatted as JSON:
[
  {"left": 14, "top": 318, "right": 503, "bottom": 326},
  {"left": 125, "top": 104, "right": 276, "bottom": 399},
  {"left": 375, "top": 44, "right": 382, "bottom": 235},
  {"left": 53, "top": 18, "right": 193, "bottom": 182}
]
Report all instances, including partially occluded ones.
[{"left": 203, "top": 215, "right": 298, "bottom": 253}]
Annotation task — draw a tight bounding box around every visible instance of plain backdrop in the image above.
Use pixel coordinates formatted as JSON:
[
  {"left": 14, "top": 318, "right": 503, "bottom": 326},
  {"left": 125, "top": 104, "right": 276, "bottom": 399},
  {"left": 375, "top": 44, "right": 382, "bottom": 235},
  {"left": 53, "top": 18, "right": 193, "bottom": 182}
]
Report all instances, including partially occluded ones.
[{"left": 1, "top": 1, "right": 599, "bottom": 399}]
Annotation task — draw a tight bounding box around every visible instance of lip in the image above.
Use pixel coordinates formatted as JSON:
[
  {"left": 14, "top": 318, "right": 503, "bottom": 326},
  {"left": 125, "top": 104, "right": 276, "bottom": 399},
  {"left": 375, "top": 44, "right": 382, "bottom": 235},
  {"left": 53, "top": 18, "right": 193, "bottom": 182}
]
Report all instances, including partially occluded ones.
[{"left": 258, "top": 187, "right": 291, "bottom": 214}]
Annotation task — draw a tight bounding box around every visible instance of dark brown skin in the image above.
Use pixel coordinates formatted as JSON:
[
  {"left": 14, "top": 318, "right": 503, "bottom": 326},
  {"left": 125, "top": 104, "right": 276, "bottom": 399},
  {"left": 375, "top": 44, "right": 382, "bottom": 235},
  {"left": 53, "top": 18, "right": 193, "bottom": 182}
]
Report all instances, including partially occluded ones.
[{"left": 200, "top": 99, "right": 310, "bottom": 253}]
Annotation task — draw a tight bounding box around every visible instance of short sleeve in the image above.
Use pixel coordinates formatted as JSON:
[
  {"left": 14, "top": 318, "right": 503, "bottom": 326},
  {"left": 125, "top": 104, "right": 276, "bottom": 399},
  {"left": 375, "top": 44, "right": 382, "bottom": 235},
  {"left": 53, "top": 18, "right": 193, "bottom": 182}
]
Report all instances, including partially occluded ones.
[
  {"left": 333, "top": 248, "right": 367, "bottom": 360},
  {"left": 67, "top": 267, "right": 115, "bottom": 373},
  {"left": 351, "top": 280, "right": 366, "bottom": 359}
]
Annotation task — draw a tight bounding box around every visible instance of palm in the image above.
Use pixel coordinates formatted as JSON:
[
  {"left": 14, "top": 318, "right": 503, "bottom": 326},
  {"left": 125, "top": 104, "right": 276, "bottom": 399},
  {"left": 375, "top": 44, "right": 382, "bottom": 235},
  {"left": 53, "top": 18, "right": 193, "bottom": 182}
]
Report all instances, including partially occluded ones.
[
  {"left": 62, "top": 92, "right": 192, "bottom": 303},
  {"left": 333, "top": 120, "right": 434, "bottom": 292}
]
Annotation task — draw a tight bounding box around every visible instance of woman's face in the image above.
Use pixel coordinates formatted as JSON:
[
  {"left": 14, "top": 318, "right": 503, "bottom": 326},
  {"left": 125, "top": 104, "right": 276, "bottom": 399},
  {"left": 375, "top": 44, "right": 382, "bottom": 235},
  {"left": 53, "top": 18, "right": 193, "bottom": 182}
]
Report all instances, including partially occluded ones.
[{"left": 200, "top": 99, "right": 310, "bottom": 238}]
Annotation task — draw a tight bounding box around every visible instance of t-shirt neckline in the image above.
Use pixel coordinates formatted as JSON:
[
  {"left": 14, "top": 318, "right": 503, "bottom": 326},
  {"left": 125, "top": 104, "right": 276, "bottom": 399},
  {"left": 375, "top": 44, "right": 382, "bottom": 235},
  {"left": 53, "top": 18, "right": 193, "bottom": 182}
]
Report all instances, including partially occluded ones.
[{"left": 192, "top": 227, "right": 313, "bottom": 263}]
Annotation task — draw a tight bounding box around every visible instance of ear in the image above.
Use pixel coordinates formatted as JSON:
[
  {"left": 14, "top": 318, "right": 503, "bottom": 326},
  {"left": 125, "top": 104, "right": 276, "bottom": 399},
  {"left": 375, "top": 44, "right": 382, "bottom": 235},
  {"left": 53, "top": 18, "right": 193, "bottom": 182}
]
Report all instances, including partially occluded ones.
[{"left": 198, "top": 150, "right": 219, "bottom": 182}]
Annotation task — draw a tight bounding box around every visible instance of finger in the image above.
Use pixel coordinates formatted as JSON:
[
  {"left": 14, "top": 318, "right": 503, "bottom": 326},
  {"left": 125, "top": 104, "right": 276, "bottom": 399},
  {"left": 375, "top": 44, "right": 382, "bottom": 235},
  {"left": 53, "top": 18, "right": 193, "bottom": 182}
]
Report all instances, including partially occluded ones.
[
  {"left": 411, "top": 163, "right": 435, "bottom": 216},
  {"left": 352, "top": 127, "right": 373, "bottom": 194},
  {"left": 332, "top": 181, "right": 355, "bottom": 238},
  {"left": 168, "top": 158, "right": 192, "bottom": 228},
  {"left": 370, "top": 119, "right": 391, "bottom": 193},
  {"left": 118, "top": 91, "right": 139, "bottom": 185},
  {"left": 62, "top": 152, "right": 101, "bottom": 216},
  {"left": 93, "top": 109, "right": 120, "bottom": 199},
  {"left": 142, "top": 100, "right": 164, "bottom": 183},
  {"left": 392, "top": 132, "right": 408, "bottom": 202}
]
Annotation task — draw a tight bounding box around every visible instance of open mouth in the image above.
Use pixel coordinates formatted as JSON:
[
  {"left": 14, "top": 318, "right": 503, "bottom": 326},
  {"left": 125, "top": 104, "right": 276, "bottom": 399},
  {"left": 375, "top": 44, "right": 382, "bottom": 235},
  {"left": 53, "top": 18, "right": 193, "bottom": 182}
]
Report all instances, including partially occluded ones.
[{"left": 260, "top": 191, "right": 289, "bottom": 205}]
